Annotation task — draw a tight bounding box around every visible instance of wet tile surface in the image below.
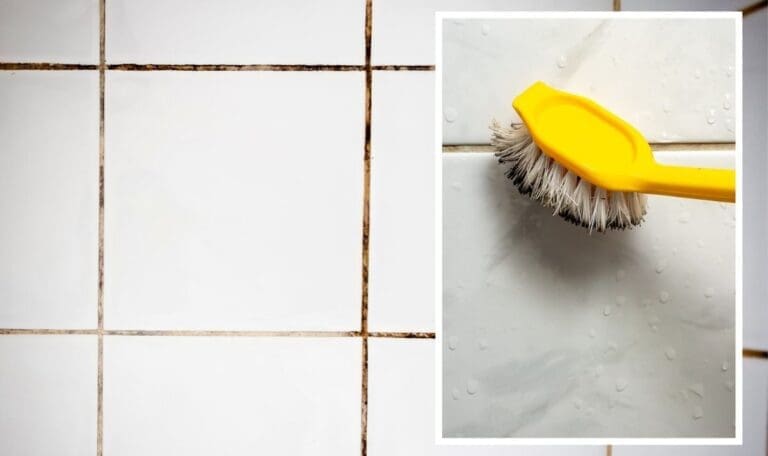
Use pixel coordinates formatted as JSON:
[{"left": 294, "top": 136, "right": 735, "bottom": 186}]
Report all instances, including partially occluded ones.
[
  {"left": 0, "top": 71, "right": 98, "bottom": 328},
  {"left": 443, "top": 152, "right": 736, "bottom": 437},
  {"left": 0, "top": 336, "right": 97, "bottom": 455},
  {"left": 105, "top": 72, "right": 363, "bottom": 331},
  {"left": 104, "top": 336, "right": 361, "bottom": 455},
  {"left": 442, "top": 17, "right": 736, "bottom": 143}
]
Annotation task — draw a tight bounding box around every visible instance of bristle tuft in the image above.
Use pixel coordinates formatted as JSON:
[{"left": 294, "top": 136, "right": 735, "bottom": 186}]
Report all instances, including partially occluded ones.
[{"left": 490, "top": 121, "right": 647, "bottom": 232}]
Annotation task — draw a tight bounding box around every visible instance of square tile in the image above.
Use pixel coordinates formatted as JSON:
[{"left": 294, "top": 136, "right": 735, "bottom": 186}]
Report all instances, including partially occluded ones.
[
  {"left": 0, "top": 71, "right": 99, "bottom": 329},
  {"left": 104, "top": 336, "right": 361, "bottom": 455},
  {"left": 742, "top": 8, "right": 768, "bottom": 351},
  {"left": 0, "top": 0, "right": 99, "bottom": 63},
  {"left": 614, "top": 358, "right": 768, "bottom": 455},
  {"left": 442, "top": 152, "right": 735, "bottom": 437},
  {"left": 369, "top": 71, "right": 435, "bottom": 332},
  {"left": 106, "top": 0, "right": 365, "bottom": 64},
  {"left": 0, "top": 335, "right": 97, "bottom": 455},
  {"left": 373, "top": 0, "right": 611, "bottom": 65},
  {"left": 442, "top": 17, "right": 737, "bottom": 144},
  {"left": 368, "top": 338, "right": 605, "bottom": 454},
  {"left": 105, "top": 71, "right": 364, "bottom": 331}
]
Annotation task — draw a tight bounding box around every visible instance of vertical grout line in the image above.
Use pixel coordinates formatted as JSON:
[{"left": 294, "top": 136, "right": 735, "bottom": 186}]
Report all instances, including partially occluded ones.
[
  {"left": 97, "top": 0, "right": 106, "bottom": 455},
  {"left": 606, "top": 444, "right": 613, "bottom": 456},
  {"left": 360, "top": 0, "right": 372, "bottom": 454},
  {"left": 613, "top": 0, "right": 621, "bottom": 11}
]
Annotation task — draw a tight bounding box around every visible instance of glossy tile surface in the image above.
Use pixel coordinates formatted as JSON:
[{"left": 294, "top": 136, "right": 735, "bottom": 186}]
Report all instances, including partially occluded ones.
[
  {"left": 104, "top": 336, "right": 361, "bottom": 455},
  {"left": 368, "top": 338, "right": 604, "bottom": 455},
  {"left": 106, "top": 0, "right": 365, "bottom": 64},
  {"left": 0, "top": 72, "right": 98, "bottom": 328},
  {"left": 443, "top": 152, "right": 735, "bottom": 437},
  {"left": 0, "top": 336, "right": 97, "bottom": 455},
  {"left": 614, "top": 358, "right": 768, "bottom": 455},
  {"left": 369, "top": 71, "right": 435, "bottom": 331},
  {"left": 442, "top": 17, "right": 736, "bottom": 143},
  {"left": 0, "top": 0, "right": 99, "bottom": 63},
  {"left": 373, "top": 0, "right": 611, "bottom": 65},
  {"left": 105, "top": 72, "right": 363, "bottom": 330}
]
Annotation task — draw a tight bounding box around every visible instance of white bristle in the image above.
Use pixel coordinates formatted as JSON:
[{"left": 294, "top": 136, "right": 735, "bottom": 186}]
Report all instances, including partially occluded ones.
[{"left": 490, "top": 120, "right": 647, "bottom": 232}]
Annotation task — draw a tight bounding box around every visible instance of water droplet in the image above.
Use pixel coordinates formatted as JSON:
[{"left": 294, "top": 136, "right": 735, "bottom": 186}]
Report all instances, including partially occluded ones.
[
  {"left": 706, "top": 108, "right": 716, "bottom": 125},
  {"left": 704, "top": 287, "right": 715, "bottom": 298},
  {"left": 451, "top": 388, "right": 461, "bottom": 400},
  {"left": 655, "top": 259, "right": 668, "bottom": 273},
  {"left": 444, "top": 107, "right": 458, "bottom": 123},
  {"left": 448, "top": 336, "right": 458, "bottom": 350},
  {"left": 725, "top": 380, "right": 734, "bottom": 392},
  {"left": 726, "top": 65, "right": 733, "bottom": 77},
  {"left": 556, "top": 55, "right": 568, "bottom": 69},
  {"left": 662, "top": 100, "right": 672, "bottom": 113},
  {"left": 603, "top": 305, "right": 612, "bottom": 316},
  {"left": 659, "top": 291, "right": 670, "bottom": 303},
  {"left": 694, "top": 69, "right": 702, "bottom": 79},
  {"left": 589, "top": 328, "right": 596, "bottom": 338},
  {"left": 692, "top": 405, "right": 704, "bottom": 419},
  {"left": 608, "top": 341, "right": 618, "bottom": 352},
  {"left": 678, "top": 211, "right": 691, "bottom": 223},
  {"left": 725, "top": 118, "right": 734, "bottom": 132},
  {"left": 478, "top": 338, "right": 488, "bottom": 350},
  {"left": 450, "top": 182, "right": 462, "bottom": 191},
  {"left": 616, "top": 269, "right": 626, "bottom": 281},
  {"left": 689, "top": 383, "right": 705, "bottom": 398},
  {"left": 665, "top": 347, "right": 677, "bottom": 360},
  {"left": 723, "top": 93, "right": 732, "bottom": 110},
  {"left": 615, "top": 295, "right": 626, "bottom": 306},
  {"left": 721, "top": 361, "right": 729, "bottom": 372},
  {"left": 641, "top": 298, "right": 653, "bottom": 308},
  {"left": 481, "top": 24, "right": 490, "bottom": 35},
  {"left": 650, "top": 324, "right": 658, "bottom": 332},
  {"left": 466, "top": 379, "right": 479, "bottom": 395},
  {"left": 616, "top": 378, "right": 629, "bottom": 392}
]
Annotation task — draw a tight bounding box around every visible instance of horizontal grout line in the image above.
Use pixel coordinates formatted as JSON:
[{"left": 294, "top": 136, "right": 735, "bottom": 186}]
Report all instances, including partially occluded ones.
[
  {"left": 107, "top": 64, "right": 366, "bottom": 71},
  {"left": 0, "top": 328, "right": 435, "bottom": 338},
  {"left": 368, "top": 331, "right": 435, "bottom": 339},
  {"left": 372, "top": 65, "right": 435, "bottom": 71},
  {"left": 744, "top": 348, "right": 768, "bottom": 359},
  {"left": 0, "top": 62, "right": 98, "bottom": 70},
  {"left": 443, "top": 143, "right": 736, "bottom": 153}
]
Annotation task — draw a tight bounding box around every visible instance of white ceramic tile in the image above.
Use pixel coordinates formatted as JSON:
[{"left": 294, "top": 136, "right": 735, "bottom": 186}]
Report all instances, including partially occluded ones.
[
  {"left": 614, "top": 358, "right": 768, "bottom": 455},
  {"left": 369, "top": 72, "right": 435, "bottom": 332},
  {"left": 368, "top": 338, "right": 603, "bottom": 455},
  {"left": 742, "top": 8, "right": 768, "bottom": 351},
  {"left": 0, "top": 335, "right": 97, "bottom": 455},
  {"left": 621, "top": 0, "right": 755, "bottom": 10},
  {"left": 443, "top": 151, "right": 736, "bottom": 437},
  {"left": 0, "top": 0, "right": 99, "bottom": 63},
  {"left": 106, "top": 0, "right": 364, "bottom": 64},
  {"left": 104, "top": 336, "right": 361, "bottom": 455},
  {"left": 372, "top": 0, "right": 611, "bottom": 65},
  {"left": 442, "top": 17, "right": 736, "bottom": 143},
  {"left": 105, "top": 72, "right": 363, "bottom": 331},
  {"left": 0, "top": 72, "right": 99, "bottom": 329}
]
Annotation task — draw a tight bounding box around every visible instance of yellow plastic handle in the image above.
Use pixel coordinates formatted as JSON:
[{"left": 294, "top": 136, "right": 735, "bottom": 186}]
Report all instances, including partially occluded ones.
[{"left": 641, "top": 164, "right": 735, "bottom": 202}]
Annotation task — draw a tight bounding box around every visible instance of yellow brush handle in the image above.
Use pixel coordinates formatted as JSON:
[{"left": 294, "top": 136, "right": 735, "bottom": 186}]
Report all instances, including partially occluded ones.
[{"left": 640, "top": 164, "right": 735, "bottom": 202}]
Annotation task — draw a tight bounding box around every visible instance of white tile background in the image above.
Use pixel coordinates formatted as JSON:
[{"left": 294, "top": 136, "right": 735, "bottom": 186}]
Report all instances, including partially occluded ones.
[{"left": 0, "top": 1, "right": 764, "bottom": 455}]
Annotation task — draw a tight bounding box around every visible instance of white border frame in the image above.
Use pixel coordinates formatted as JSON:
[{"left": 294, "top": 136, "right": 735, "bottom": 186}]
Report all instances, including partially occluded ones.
[{"left": 434, "top": 11, "right": 743, "bottom": 446}]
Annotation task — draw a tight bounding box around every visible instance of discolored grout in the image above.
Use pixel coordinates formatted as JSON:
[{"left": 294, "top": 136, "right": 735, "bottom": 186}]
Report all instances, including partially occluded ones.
[
  {"left": 744, "top": 349, "right": 768, "bottom": 359},
  {"left": 743, "top": 0, "right": 767, "bottom": 17},
  {"left": 612, "top": 0, "right": 621, "bottom": 11},
  {"left": 368, "top": 331, "right": 435, "bottom": 339},
  {"left": 107, "top": 63, "right": 366, "bottom": 71},
  {"left": 372, "top": 65, "right": 435, "bottom": 71},
  {"left": 606, "top": 444, "right": 613, "bottom": 456},
  {"left": 0, "top": 328, "right": 439, "bottom": 338},
  {"left": 96, "top": 1, "right": 106, "bottom": 455},
  {"left": 442, "top": 143, "right": 736, "bottom": 153},
  {"left": 0, "top": 328, "right": 99, "bottom": 335},
  {"left": 0, "top": 62, "right": 98, "bottom": 70},
  {"left": 360, "top": 0, "right": 373, "bottom": 454}
]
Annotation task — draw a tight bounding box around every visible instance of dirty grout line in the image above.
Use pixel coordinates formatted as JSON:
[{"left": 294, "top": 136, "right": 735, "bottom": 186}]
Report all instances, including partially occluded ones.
[
  {"left": 368, "top": 331, "right": 436, "bottom": 339},
  {"left": 0, "top": 328, "right": 100, "bottom": 335},
  {"left": 0, "top": 63, "right": 99, "bottom": 70},
  {"left": 743, "top": 0, "right": 767, "bottom": 17},
  {"left": 96, "top": 1, "right": 106, "bottom": 454},
  {"left": 606, "top": 444, "right": 613, "bottom": 456},
  {"left": 442, "top": 143, "right": 736, "bottom": 153},
  {"left": 0, "top": 328, "right": 440, "bottom": 338},
  {"left": 372, "top": 65, "right": 435, "bottom": 71},
  {"left": 612, "top": 0, "right": 620, "bottom": 12},
  {"left": 107, "top": 63, "right": 367, "bottom": 71},
  {"left": 744, "top": 349, "right": 768, "bottom": 359},
  {"left": 360, "top": 0, "right": 373, "bottom": 454}
]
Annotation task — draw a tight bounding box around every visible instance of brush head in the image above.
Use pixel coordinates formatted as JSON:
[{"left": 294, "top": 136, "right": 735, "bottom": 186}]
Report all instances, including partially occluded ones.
[{"left": 490, "top": 120, "right": 647, "bottom": 232}]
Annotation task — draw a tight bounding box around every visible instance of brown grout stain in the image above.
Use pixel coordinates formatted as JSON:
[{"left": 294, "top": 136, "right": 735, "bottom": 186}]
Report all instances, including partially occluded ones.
[
  {"left": 368, "top": 331, "right": 436, "bottom": 339},
  {"left": 108, "top": 64, "right": 366, "bottom": 71},
  {"left": 372, "top": 65, "right": 435, "bottom": 71},
  {"left": 606, "top": 444, "right": 613, "bottom": 456},
  {"left": 743, "top": 0, "right": 768, "bottom": 17},
  {"left": 443, "top": 143, "right": 736, "bottom": 153},
  {"left": 0, "top": 328, "right": 439, "bottom": 338},
  {"left": 612, "top": 0, "right": 621, "bottom": 11},
  {"left": 0, "top": 328, "right": 100, "bottom": 335},
  {"left": 0, "top": 62, "right": 99, "bottom": 70},
  {"left": 744, "top": 349, "right": 768, "bottom": 359},
  {"left": 97, "top": 1, "right": 106, "bottom": 455},
  {"left": 360, "top": 0, "right": 373, "bottom": 455}
]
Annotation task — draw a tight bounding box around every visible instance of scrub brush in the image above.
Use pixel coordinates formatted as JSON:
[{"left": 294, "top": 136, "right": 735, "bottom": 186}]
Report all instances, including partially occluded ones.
[{"left": 490, "top": 81, "right": 735, "bottom": 232}]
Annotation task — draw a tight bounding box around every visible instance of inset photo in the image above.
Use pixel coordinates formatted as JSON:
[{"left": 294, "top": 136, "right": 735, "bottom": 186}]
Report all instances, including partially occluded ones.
[{"left": 438, "top": 12, "right": 740, "bottom": 441}]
